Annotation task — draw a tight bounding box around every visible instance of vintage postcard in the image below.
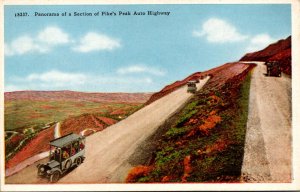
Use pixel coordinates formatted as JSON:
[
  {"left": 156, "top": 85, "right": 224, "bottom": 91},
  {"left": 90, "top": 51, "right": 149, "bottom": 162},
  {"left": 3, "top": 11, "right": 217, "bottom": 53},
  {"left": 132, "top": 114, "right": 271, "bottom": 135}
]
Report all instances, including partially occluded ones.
[{"left": 1, "top": 0, "right": 299, "bottom": 191}]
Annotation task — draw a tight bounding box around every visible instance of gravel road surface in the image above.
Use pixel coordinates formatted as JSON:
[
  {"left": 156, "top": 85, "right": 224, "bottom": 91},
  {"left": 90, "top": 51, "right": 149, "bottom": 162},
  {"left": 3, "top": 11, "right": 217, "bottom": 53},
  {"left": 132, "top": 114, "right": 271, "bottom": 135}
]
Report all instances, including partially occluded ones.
[{"left": 241, "top": 62, "right": 291, "bottom": 183}]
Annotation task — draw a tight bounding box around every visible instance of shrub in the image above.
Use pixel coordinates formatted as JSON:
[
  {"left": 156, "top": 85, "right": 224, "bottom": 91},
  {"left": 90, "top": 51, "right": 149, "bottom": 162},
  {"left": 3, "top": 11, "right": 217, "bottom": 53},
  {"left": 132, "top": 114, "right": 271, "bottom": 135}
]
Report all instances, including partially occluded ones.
[
  {"left": 126, "top": 166, "right": 153, "bottom": 183},
  {"left": 165, "top": 126, "right": 190, "bottom": 138},
  {"left": 198, "top": 115, "right": 222, "bottom": 135}
]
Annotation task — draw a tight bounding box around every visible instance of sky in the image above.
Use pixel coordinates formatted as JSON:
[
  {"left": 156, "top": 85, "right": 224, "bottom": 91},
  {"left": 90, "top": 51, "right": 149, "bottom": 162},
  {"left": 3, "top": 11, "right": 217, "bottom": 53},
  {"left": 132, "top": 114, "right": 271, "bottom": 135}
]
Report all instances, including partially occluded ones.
[{"left": 4, "top": 4, "right": 291, "bottom": 93}]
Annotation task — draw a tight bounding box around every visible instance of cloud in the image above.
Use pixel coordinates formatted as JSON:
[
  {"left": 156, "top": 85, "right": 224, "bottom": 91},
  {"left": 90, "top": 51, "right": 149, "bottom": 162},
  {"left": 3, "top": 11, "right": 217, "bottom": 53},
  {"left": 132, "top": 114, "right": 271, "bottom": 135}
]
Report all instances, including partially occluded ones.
[
  {"left": 72, "top": 32, "right": 121, "bottom": 52},
  {"left": 6, "top": 70, "right": 87, "bottom": 91},
  {"left": 5, "top": 26, "right": 70, "bottom": 56},
  {"left": 193, "top": 18, "right": 248, "bottom": 43},
  {"left": 37, "top": 26, "right": 70, "bottom": 45},
  {"left": 6, "top": 69, "right": 154, "bottom": 92},
  {"left": 4, "top": 36, "right": 47, "bottom": 56},
  {"left": 117, "top": 65, "right": 166, "bottom": 76},
  {"left": 246, "top": 33, "right": 275, "bottom": 52},
  {"left": 27, "top": 70, "right": 86, "bottom": 84}
]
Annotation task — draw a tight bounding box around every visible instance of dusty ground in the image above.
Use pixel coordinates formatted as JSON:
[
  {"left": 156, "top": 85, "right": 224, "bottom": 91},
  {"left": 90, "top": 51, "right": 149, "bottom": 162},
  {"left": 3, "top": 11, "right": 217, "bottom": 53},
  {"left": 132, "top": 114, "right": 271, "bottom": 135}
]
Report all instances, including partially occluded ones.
[
  {"left": 5, "top": 77, "right": 209, "bottom": 184},
  {"left": 241, "top": 62, "right": 291, "bottom": 182}
]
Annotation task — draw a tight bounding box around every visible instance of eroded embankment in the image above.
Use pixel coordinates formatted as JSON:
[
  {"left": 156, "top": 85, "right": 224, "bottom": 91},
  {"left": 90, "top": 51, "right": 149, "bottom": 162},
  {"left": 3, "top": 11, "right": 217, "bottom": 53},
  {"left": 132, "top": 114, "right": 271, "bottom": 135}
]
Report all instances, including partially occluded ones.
[{"left": 126, "top": 62, "right": 255, "bottom": 183}]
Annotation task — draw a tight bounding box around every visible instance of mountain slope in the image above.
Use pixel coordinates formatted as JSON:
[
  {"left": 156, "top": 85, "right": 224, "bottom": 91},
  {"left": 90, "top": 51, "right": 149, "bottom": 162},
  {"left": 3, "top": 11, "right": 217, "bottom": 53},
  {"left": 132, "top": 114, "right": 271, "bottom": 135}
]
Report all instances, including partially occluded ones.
[
  {"left": 126, "top": 62, "right": 255, "bottom": 182},
  {"left": 240, "top": 36, "right": 291, "bottom": 75}
]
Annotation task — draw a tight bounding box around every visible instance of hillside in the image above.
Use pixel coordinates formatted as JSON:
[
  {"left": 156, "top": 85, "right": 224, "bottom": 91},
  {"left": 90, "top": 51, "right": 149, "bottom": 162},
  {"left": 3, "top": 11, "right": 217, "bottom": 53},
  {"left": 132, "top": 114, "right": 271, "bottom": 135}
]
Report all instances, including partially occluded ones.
[
  {"left": 240, "top": 36, "right": 291, "bottom": 75},
  {"left": 5, "top": 90, "right": 152, "bottom": 103},
  {"left": 5, "top": 91, "right": 151, "bottom": 169},
  {"left": 126, "top": 62, "right": 255, "bottom": 182},
  {"left": 126, "top": 36, "right": 292, "bottom": 183},
  {"left": 147, "top": 36, "right": 291, "bottom": 107},
  {"left": 145, "top": 63, "right": 233, "bottom": 105}
]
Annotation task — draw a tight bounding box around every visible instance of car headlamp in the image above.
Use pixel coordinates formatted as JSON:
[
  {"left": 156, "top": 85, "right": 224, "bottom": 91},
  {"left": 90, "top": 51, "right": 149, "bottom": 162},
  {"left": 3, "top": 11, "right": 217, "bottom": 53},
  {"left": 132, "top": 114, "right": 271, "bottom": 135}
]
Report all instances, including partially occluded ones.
[
  {"left": 40, "top": 167, "right": 44, "bottom": 171},
  {"left": 47, "top": 170, "right": 51, "bottom": 174}
]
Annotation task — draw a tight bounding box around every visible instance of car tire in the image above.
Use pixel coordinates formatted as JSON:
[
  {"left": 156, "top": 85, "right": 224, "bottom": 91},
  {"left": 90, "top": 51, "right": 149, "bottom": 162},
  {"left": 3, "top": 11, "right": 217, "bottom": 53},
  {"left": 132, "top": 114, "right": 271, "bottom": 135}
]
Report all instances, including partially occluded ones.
[
  {"left": 50, "top": 171, "right": 60, "bottom": 183},
  {"left": 75, "top": 157, "right": 82, "bottom": 166},
  {"left": 64, "top": 159, "right": 72, "bottom": 170},
  {"left": 37, "top": 164, "right": 45, "bottom": 176}
]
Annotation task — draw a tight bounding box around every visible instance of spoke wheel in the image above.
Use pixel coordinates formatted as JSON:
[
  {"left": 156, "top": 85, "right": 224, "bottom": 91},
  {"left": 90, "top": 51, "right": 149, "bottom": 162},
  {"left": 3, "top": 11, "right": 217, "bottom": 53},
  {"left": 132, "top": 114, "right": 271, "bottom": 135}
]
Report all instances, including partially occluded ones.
[
  {"left": 65, "top": 160, "right": 72, "bottom": 170},
  {"left": 50, "top": 171, "right": 60, "bottom": 183},
  {"left": 75, "top": 157, "right": 82, "bottom": 166}
]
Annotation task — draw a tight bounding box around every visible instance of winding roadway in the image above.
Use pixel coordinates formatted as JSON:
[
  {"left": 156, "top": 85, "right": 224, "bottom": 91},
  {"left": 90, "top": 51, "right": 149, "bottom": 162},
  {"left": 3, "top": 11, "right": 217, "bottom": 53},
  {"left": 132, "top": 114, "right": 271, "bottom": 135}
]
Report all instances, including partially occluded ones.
[{"left": 5, "top": 77, "right": 210, "bottom": 184}]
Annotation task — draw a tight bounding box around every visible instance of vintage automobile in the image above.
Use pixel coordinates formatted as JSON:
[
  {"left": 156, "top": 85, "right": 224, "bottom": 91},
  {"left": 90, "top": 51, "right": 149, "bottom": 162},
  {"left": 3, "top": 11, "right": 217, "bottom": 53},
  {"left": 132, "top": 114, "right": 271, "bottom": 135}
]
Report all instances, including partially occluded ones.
[
  {"left": 187, "top": 80, "right": 197, "bottom": 93},
  {"left": 266, "top": 61, "right": 282, "bottom": 77},
  {"left": 37, "top": 133, "right": 86, "bottom": 182}
]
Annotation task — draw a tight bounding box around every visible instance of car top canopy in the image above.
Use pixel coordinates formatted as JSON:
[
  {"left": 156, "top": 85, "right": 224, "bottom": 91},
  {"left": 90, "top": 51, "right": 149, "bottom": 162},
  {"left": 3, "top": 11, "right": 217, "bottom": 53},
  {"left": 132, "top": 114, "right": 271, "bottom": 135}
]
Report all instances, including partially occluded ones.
[{"left": 50, "top": 133, "right": 83, "bottom": 148}]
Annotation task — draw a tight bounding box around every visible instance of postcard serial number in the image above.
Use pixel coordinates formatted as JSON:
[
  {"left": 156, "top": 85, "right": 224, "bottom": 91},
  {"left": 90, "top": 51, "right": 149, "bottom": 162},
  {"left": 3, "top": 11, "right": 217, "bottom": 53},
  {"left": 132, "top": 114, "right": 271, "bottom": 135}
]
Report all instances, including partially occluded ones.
[{"left": 15, "top": 12, "right": 29, "bottom": 17}]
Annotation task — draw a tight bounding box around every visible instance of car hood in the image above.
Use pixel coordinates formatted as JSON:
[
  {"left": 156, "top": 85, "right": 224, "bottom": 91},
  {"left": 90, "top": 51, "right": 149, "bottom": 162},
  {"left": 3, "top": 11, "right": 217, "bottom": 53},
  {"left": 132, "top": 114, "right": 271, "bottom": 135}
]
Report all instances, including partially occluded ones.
[{"left": 47, "top": 160, "right": 60, "bottom": 168}]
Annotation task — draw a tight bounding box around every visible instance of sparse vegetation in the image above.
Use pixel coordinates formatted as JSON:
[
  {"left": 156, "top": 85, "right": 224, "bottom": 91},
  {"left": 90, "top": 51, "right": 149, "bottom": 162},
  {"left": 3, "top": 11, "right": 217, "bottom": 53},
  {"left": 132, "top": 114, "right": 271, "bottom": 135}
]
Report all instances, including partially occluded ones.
[
  {"left": 127, "top": 64, "right": 255, "bottom": 183},
  {"left": 5, "top": 98, "right": 144, "bottom": 165}
]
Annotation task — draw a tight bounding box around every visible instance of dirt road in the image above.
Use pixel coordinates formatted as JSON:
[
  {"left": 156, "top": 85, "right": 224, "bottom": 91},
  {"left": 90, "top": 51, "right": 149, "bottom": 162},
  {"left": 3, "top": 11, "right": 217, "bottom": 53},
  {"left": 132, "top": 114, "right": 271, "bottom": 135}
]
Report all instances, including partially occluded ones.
[
  {"left": 241, "top": 62, "right": 291, "bottom": 182},
  {"left": 6, "top": 77, "right": 209, "bottom": 184}
]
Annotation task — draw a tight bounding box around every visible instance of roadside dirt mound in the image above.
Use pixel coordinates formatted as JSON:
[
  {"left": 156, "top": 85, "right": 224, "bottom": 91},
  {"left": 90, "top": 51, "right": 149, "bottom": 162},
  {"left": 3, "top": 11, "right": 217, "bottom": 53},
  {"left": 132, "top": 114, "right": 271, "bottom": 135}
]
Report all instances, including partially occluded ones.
[
  {"left": 110, "top": 109, "right": 126, "bottom": 115},
  {"left": 60, "top": 114, "right": 106, "bottom": 134},
  {"left": 240, "top": 36, "right": 291, "bottom": 75},
  {"left": 97, "top": 116, "right": 117, "bottom": 126}
]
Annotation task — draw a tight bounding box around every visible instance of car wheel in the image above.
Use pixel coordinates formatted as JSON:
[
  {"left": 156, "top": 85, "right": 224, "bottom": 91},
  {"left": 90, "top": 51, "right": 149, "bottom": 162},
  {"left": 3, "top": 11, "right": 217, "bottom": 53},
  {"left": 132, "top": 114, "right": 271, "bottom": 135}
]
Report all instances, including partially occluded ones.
[
  {"left": 50, "top": 171, "right": 60, "bottom": 183},
  {"left": 75, "top": 157, "right": 82, "bottom": 166},
  {"left": 65, "top": 159, "right": 72, "bottom": 170},
  {"left": 37, "top": 165, "right": 45, "bottom": 176}
]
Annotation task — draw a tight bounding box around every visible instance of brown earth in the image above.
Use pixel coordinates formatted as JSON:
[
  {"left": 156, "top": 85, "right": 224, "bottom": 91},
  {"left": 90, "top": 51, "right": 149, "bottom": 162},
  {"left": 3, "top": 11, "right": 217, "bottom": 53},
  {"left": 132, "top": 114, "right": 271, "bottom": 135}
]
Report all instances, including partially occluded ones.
[
  {"left": 110, "top": 109, "right": 126, "bottom": 115},
  {"left": 5, "top": 127, "right": 55, "bottom": 169},
  {"left": 97, "top": 116, "right": 117, "bottom": 126},
  {"left": 5, "top": 90, "right": 153, "bottom": 103},
  {"left": 240, "top": 36, "right": 291, "bottom": 75},
  {"left": 146, "top": 62, "right": 243, "bottom": 105}
]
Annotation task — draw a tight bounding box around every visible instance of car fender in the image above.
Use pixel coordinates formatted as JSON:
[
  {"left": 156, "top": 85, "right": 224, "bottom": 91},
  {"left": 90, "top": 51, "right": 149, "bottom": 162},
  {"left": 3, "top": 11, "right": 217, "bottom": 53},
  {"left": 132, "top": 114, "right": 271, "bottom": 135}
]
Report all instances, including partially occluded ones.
[{"left": 49, "top": 167, "right": 62, "bottom": 175}]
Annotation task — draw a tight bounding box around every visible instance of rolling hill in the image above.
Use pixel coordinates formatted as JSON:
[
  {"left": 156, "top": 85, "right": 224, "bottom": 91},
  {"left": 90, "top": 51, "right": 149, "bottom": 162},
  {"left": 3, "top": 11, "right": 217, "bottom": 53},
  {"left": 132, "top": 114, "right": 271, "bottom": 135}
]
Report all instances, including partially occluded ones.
[{"left": 5, "top": 91, "right": 152, "bottom": 169}]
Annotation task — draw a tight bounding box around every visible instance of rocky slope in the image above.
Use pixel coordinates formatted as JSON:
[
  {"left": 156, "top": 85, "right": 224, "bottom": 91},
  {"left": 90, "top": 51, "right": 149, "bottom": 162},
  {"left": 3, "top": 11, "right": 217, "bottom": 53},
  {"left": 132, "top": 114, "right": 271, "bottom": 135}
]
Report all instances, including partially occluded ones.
[{"left": 240, "top": 36, "right": 291, "bottom": 75}]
